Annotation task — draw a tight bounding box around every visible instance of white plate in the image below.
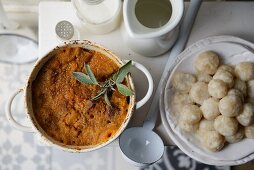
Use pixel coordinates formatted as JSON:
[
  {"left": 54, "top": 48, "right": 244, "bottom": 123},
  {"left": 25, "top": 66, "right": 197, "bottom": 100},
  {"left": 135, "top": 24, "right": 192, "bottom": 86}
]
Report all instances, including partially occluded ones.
[{"left": 160, "top": 35, "right": 254, "bottom": 166}]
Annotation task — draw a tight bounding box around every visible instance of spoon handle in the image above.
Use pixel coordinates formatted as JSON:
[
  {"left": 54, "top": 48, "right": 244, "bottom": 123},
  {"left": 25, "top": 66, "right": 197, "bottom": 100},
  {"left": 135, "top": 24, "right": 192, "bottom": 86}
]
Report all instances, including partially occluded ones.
[{"left": 143, "top": 0, "right": 203, "bottom": 130}]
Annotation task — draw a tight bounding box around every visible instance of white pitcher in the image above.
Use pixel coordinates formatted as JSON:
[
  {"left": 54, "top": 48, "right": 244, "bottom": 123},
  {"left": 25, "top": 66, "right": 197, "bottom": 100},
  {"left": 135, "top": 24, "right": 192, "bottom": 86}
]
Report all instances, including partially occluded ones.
[{"left": 122, "top": 0, "right": 184, "bottom": 57}]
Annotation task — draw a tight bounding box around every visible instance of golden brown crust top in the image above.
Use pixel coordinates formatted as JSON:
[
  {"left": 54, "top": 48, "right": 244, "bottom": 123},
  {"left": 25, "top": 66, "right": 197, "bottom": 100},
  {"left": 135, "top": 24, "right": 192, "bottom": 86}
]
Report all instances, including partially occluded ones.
[{"left": 32, "top": 47, "right": 129, "bottom": 146}]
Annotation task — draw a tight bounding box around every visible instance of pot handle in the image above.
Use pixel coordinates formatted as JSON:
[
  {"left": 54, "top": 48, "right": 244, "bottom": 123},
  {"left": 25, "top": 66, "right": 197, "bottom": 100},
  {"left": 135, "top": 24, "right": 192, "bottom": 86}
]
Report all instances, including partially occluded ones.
[
  {"left": 126, "top": 60, "right": 154, "bottom": 109},
  {"left": 5, "top": 89, "right": 35, "bottom": 132}
]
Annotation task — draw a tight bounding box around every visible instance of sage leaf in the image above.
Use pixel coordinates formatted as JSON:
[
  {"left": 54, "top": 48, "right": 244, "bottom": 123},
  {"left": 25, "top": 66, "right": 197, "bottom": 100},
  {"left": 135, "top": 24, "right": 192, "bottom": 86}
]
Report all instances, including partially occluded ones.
[
  {"left": 104, "top": 92, "right": 112, "bottom": 107},
  {"left": 116, "top": 83, "right": 134, "bottom": 96},
  {"left": 84, "top": 64, "right": 98, "bottom": 85},
  {"left": 115, "top": 61, "right": 132, "bottom": 83},
  {"left": 72, "top": 72, "right": 94, "bottom": 84}
]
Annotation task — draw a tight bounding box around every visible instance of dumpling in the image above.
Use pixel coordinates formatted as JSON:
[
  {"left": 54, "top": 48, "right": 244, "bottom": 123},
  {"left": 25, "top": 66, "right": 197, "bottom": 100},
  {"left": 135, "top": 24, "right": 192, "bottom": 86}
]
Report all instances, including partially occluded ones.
[
  {"left": 199, "top": 119, "right": 215, "bottom": 131},
  {"left": 189, "top": 82, "right": 210, "bottom": 105},
  {"left": 245, "top": 124, "right": 254, "bottom": 139},
  {"left": 180, "top": 104, "right": 202, "bottom": 124},
  {"left": 179, "top": 121, "right": 199, "bottom": 132},
  {"left": 219, "top": 95, "right": 242, "bottom": 117},
  {"left": 236, "top": 103, "right": 254, "bottom": 126},
  {"left": 234, "top": 78, "right": 247, "bottom": 97},
  {"left": 235, "top": 62, "right": 254, "bottom": 81},
  {"left": 247, "top": 80, "right": 254, "bottom": 99},
  {"left": 172, "top": 72, "right": 196, "bottom": 93},
  {"left": 214, "top": 115, "right": 238, "bottom": 136},
  {"left": 200, "top": 97, "right": 220, "bottom": 120},
  {"left": 171, "top": 92, "right": 193, "bottom": 114},
  {"left": 217, "top": 64, "right": 235, "bottom": 75},
  {"left": 225, "top": 127, "right": 244, "bottom": 143},
  {"left": 197, "top": 72, "right": 212, "bottom": 83},
  {"left": 208, "top": 79, "right": 228, "bottom": 99},
  {"left": 196, "top": 119, "right": 215, "bottom": 141},
  {"left": 213, "top": 70, "right": 234, "bottom": 88},
  {"left": 199, "top": 130, "right": 225, "bottom": 152},
  {"left": 228, "top": 89, "right": 244, "bottom": 103},
  {"left": 194, "top": 51, "right": 220, "bottom": 75}
]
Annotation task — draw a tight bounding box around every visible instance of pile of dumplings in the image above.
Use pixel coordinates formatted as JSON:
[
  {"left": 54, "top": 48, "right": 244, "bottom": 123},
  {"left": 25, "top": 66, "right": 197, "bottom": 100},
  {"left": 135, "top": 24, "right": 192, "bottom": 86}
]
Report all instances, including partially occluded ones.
[{"left": 171, "top": 51, "right": 254, "bottom": 152}]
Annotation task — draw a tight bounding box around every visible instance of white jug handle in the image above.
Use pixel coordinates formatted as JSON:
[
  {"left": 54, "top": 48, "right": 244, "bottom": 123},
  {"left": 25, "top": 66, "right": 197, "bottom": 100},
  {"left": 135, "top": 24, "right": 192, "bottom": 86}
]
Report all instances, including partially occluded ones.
[
  {"left": 5, "top": 89, "right": 34, "bottom": 132},
  {"left": 125, "top": 60, "right": 154, "bottom": 109}
]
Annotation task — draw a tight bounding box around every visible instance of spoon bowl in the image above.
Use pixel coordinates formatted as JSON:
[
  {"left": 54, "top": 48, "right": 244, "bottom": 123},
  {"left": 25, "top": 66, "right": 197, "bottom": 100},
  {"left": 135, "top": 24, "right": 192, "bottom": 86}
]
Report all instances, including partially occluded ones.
[{"left": 119, "top": 127, "right": 164, "bottom": 167}]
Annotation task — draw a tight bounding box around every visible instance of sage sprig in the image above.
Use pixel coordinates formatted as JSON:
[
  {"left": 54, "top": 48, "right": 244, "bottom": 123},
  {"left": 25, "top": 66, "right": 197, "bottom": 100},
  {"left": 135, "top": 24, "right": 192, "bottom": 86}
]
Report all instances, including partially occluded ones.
[{"left": 72, "top": 60, "right": 134, "bottom": 106}]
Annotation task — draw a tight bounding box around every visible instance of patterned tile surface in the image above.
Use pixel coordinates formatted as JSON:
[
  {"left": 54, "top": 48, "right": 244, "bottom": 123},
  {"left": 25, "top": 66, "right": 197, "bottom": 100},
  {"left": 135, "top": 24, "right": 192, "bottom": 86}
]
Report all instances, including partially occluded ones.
[
  {"left": 0, "top": 62, "right": 51, "bottom": 170},
  {"left": 0, "top": 116, "right": 51, "bottom": 170}
]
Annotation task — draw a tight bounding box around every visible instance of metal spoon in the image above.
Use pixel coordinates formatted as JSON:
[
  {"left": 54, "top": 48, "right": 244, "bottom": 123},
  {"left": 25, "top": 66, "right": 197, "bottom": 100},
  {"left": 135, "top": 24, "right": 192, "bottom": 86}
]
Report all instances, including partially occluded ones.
[{"left": 119, "top": 0, "right": 203, "bottom": 166}]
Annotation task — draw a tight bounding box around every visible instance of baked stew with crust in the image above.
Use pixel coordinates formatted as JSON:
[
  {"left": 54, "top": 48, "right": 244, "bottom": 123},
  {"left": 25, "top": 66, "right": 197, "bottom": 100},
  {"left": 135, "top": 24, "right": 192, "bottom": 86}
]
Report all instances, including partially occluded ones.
[{"left": 32, "top": 47, "right": 129, "bottom": 146}]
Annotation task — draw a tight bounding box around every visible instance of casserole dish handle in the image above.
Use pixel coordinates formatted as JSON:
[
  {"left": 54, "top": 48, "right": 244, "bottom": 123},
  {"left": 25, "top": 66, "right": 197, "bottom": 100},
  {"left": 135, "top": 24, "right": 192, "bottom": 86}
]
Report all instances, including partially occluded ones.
[
  {"left": 5, "top": 61, "right": 153, "bottom": 132},
  {"left": 5, "top": 89, "right": 35, "bottom": 132},
  {"left": 130, "top": 61, "right": 154, "bottom": 109}
]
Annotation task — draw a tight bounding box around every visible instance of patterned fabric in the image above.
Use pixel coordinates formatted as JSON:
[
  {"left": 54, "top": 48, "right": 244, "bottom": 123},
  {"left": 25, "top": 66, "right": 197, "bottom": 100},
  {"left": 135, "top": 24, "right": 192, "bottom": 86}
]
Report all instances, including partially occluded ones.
[{"left": 141, "top": 146, "right": 230, "bottom": 170}]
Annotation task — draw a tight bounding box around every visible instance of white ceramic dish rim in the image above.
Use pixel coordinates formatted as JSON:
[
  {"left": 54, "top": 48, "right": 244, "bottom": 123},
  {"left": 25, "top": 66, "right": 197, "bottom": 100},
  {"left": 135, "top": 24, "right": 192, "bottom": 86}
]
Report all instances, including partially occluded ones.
[
  {"left": 5, "top": 40, "right": 154, "bottom": 153},
  {"left": 164, "top": 41, "right": 254, "bottom": 161},
  {"left": 160, "top": 35, "right": 254, "bottom": 166}
]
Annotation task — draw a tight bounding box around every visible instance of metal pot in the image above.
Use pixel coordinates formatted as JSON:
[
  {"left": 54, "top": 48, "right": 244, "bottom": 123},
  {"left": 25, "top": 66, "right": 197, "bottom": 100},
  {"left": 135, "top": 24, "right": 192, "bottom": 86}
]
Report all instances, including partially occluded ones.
[{"left": 5, "top": 40, "right": 153, "bottom": 152}]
